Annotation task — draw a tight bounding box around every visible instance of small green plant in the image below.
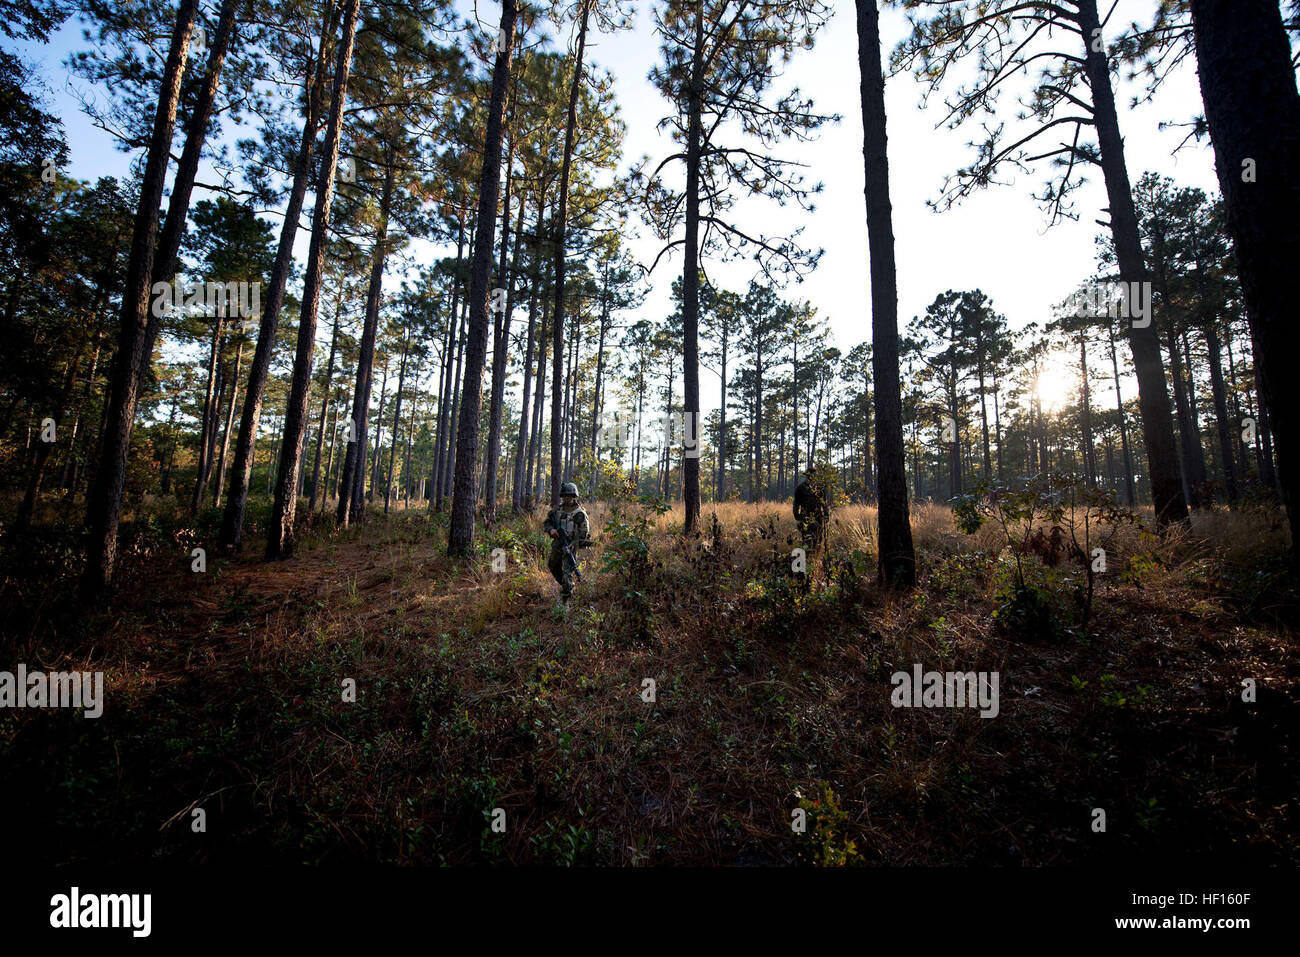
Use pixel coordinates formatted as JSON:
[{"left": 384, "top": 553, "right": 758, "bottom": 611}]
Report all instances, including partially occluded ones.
[
  {"left": 480, "top": 525, "right": 527, "bottom": 565},
  {"left": 993, "top": 575, "right": 1062, "bottom": 642},
  {"left": 1136, "top": 796, "right": 1163, "bottom": 831},
  {"left": 833, "top": 547, "right": 874, "bottom": 607},
  {"left": 599, "top": 496, "right": 669, "bottom": 643},
  {"left": 1095, "top": 674, "right": 1154, "bottom": 708},
  {"left": 529, "top": 820, "right": 597, "bottom": 865},
  {"left": 796, "top": 781, "right": 859, "bottom": 867},
  {"left": 1124, "top": 549, "right": 1159, "bottom": 588}
]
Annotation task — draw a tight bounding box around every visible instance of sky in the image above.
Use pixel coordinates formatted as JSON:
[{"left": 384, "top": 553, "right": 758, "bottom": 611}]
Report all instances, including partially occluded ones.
[{"left": 15, "top": 0, "right": 1223, "bottom": 424}]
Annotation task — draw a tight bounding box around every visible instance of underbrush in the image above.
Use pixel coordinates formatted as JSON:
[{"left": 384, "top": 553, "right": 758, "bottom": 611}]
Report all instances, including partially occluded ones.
[{"left": 0, "top": 492, "right": 1295, "bottom": 865}]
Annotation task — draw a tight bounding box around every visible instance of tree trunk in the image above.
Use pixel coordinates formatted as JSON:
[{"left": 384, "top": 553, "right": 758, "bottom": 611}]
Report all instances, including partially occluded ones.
[
  {"left": 401, "top": 369, "right": 420, "bottom": 506},
  {"left": 338, "top": 155, "right": 396, "bottom": 526},
  {"left": 1190, "top": 0, "right": 1300, "bottom": 546},
  {"left": 857, "top": 0, "right": 915, "bottom": 588},
  {"left": 266, "top": 0, "right": 361, "bottom": 559},
  {"left": 81, "top": 0, "right": 201, "bottom": 597},
  {"left": 678, "top": 0, "right": 704, "bottom": 532},
  {"left": 1078, "top": 0, "right": 1187, "bottom": 524},
  {"left": 220, "top": 0, "right": 339, "bottom": 549},
  {"left": 976, "top": 349, "right": 991, "bottom": 480},
  {"left": 563, "top": 309, "right": 579, "bottom": 481},
  {"left": 15, "top": 345, "right": 86, "bottom": 531},
  {"left": 1203, "top": 317, "right": 1238, "bottom": 502},
  {"left": 447, "top": 0, "right": 516, "bottom": 556},
  {"left": 326, "top": 395, "right": 342, "bottom": 501},
  {"left": 366, "top": 358, "right": 389, "bottom": 506},
  {"left": 947, "top": 376, "right": 961, "bottom": 498},
  {"left": 309, "top": 296, "right": 342, "bottom": 512},
  {"left": 485, "top": 167, "right": 526, "bottom": 520},
  {"left": 753, "top": 354, "right": 763, "bottom": 504},
  {"left": 513, "top": 213, "right": 542, "bottom": 512},
  {"left": 432, "top": 217, "right": 465, "bottom": 512},
  {"left": 991, "top": 368, "right": 1003, "bottom": 485},
  {"left": 1258, "top": 388, "right": 1279, "bottom": 490},
  {"left": 1079, "top": 333, "right": 1096, "bottom": 487},
  {"left": 718, "top": 327, "right": 728, "bottom": 501},
  {"left": 1182, "top": 328, "right": 1208, "bottom": 491},
  {"left": 384, "top": 328, "right": 410, "bottom": 514},
  {"left": 192, "top": 317, "right": 225, "bottom": 514},
  {"left": 159, "top": 396, "right": 179, "bottom": 495},
  {"left": 549, "top": 0, "right": 591, "bottom": 510},
  {"left": 528, "top": 299, "right": 550, "bottom": 506},
  {"left": 64, "top": 328, "right": 103, "bottom": 497},
  {"left": 1152, "top": 230, "right": 1199, "bottom": 507},
  {"left": 588, "top": 261, "right": 611, "bottom": 496},
  {"left": 443, "top": 292, "right": 468, "bottom": 500},
  {"left": 1107, "top": 313, "right": 1137, "bottom": 505},
  {"left": 213, "top": 336, "right": 243, "bottom": 506},
  {"left": 1200, "top": 301, "right": 1238, "bottom": 505}
]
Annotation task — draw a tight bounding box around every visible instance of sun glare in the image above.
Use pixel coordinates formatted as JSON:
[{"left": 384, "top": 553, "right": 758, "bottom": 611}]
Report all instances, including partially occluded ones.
[{"left": 1034, "top": 354, "right": 1074, "bottom": 413}]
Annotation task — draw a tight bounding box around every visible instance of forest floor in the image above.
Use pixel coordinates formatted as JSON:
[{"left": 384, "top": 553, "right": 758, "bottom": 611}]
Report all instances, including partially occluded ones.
[{"left": 1, "top": 496, "right": 1297, "bottom": 865}]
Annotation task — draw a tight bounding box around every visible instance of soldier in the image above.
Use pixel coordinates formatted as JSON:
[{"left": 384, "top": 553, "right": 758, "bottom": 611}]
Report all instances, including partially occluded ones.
[
  {"left": 793, "top": 468, "right": 829, "bottom": 551},
  {"left": 544, "top": 482, "right": 591, "bottom": 604}
]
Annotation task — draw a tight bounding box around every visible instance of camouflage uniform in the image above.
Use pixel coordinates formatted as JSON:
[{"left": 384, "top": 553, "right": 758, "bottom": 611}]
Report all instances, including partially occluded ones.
[
  {"left": 544, "top": 489, "right": 591, "bottom": 601},
  {"left": 793, "top": 473, "right": 829, "bottom": 550}
]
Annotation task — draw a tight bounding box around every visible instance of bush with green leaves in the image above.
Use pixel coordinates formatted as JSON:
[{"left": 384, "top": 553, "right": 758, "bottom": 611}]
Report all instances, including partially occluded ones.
[
  {"left": 796, "top": 781, "right": 859, "bottom": 866},
  {"left": 571, "top": 448, "right": 638, "bottom": 501},
  {"left": 803, "top": 456, "right": 843, "bottom": 509},
  {"left": 953, "top": 471, "right": 1141, "bottom": 636},
  {"left": 599, "top": 496, "right": 669, "bottom": 643},
  {"left": 832, "top": 547, "right": 875, "bottom": 608},
  {"left": 480, "top": 524, "right": 528, "bottom": 566}
]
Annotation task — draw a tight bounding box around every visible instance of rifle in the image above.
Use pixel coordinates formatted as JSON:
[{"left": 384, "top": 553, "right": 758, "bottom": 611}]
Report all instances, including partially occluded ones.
[{"left": 555, "top": 524, "right": 582, "bottom": 580}]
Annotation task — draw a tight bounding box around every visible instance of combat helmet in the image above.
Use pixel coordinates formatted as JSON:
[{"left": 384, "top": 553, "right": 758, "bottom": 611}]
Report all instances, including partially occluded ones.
[{"left": 560, "top": 482, "right": 579, "bottom": 499}]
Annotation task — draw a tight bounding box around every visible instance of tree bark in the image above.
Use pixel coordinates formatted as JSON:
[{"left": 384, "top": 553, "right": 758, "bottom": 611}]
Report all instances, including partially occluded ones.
[
  {"left": 857, "top": 0, "right": 915, "bottom": 588},
  {"left": 1191, "top": 0, "right": 1300, "bottom": 553},
  {"left": 548, "top": 0, "right": 591, "bottom": 510},
  {"left": 512, "top": 210, "right": 542, "bottom": 512},
  {"left": 213, "top": 335, "right": 243, "bottom": 506},
  {"left": 1078, "top": 0, "right": 1187, "bottom": 525},
  {"left": 485, "top": 163, "right": 525, "bottom": 520},
  {"left": 308, "top": 295, "right": 342, "bottom": 512},
  {"left": 81, "top": 0, "right": 200, "bottom": 597},
  {"left": 266, "top": 0, "right": 361, "bottom": 559},
  {"left": 679, "top": 0, "right": 703, "bottom": 532},
  {"left": 384, "top": 328, "right": 410, "bottom": 514},
  {"left": 221, "top": 0, "right": 339, "bottom": 548},
  {"left": 192, "top": 316, "right": 225, "bottom": 513},
  {"left": 447, "top": 0, "right": 516, "bottom": 556},
  {"left": 337, "top": 155, "right": 395, "bottom": 526},
  {"left": 431, "top": 216, "right": 465, "bottom": 512}
]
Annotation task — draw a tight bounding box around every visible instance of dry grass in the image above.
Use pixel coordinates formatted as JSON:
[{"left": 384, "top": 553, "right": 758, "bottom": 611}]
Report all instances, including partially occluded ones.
[{"left": 0, "top": 496, "right": 1296, "bottom": 866}]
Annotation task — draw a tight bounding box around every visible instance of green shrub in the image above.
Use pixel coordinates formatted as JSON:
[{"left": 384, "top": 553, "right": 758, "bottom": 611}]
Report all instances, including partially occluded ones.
[{"left": 599, "top": 496, "right": 669, "bottom": 642}]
